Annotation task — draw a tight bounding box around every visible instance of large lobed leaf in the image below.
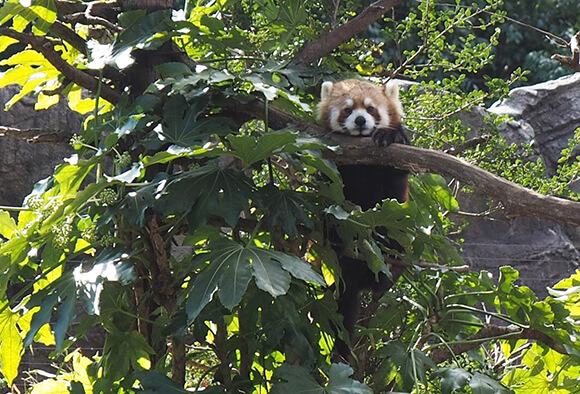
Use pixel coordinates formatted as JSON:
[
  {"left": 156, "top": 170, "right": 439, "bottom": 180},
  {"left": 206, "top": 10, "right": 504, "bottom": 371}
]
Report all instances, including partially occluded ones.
[{"left": 185, "top": 238, "right": 325, "bottom": 323}]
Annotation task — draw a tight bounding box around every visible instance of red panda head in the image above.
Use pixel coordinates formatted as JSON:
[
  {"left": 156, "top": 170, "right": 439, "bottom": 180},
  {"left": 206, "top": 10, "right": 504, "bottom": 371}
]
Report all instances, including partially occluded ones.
[{"left": 317, "top": 79, "right": 403, "bottom": 136}]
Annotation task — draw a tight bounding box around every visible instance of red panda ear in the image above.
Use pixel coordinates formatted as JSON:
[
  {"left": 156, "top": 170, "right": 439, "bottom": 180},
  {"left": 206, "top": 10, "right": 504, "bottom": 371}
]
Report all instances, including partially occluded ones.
[
  {"left": 321, "top": 81, "right": 334, "bottom": 100},
  {"left": 384, "top": 80, "right": 399, "bottom": 101}
]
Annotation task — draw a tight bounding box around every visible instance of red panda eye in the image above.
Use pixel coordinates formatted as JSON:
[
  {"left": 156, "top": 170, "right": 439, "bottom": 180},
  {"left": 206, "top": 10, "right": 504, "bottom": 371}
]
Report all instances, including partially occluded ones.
[
  {"left": 343, "top": 107, "right": 353, "bottom": 115},
  {"left": 366, "top": 106, "right": 375, "bottom": 114}
]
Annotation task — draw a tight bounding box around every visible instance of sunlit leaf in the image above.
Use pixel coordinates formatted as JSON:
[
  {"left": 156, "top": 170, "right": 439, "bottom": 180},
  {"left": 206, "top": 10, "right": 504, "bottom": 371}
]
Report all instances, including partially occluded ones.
[{"left": 0, "top": 305, "right": 23, "bottom": 385}]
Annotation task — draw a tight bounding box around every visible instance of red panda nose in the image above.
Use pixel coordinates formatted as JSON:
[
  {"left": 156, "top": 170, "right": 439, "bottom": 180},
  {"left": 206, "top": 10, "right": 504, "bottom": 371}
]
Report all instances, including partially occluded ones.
[{"left": 355, "top": 116, "right": 366, "bottom": 127}]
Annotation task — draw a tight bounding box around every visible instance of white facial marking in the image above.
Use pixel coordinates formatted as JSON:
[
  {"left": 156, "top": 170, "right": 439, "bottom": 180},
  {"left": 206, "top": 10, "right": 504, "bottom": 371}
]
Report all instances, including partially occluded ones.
[
  {"left": 329, "top": 107, "right": 342, "bottom": 133},
  {"left": 377, "top": 105, "right": 391, "bottom": 128},
  {"left": 363, "top": 97, "right": 373, "bottom": 107},
  {"left": 343, "top": 108, "right": 375, "bottom": 135},
  {"left": 345, "top": 98, "right": 353, "bottom": 107}
]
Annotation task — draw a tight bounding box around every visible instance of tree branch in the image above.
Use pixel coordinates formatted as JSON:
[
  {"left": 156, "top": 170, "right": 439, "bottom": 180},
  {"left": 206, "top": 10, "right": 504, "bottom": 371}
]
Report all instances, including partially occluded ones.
[
  {"left": 293, "top": 0, "right": 403, "bottom": 65},
  {"left": 0, "top": 28, "right": 121, "bottom": 104},
  {"left": 233, "top": 99, "right": 580, "bottom": 227},
  {"left": 0, "top": 126, "right": 72, "bottom": 143},
  {"left": 429, "top": 324, "right": 567, "bottom": 363}
]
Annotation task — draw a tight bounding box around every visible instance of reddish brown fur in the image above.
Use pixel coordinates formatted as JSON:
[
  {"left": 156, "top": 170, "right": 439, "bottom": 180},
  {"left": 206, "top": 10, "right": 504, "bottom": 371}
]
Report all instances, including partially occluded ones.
[{"left": 318, "top": 79, "right": 402, "bottom": 133}]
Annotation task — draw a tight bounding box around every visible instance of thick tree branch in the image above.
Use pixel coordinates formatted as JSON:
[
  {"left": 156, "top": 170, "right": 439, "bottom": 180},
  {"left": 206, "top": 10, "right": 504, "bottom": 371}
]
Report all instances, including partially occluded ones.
[
  {"left": 234, "top": 99, "right": 580, "bottom": 227},
  {"left": 294, "top": 0, "right": 403, "bottom": 65},
  {"left": 429, "top": 324, "right": 567, "bottom": 363},
  {"left": 0, "top": 28, "right": 121, "bottom": 104}
]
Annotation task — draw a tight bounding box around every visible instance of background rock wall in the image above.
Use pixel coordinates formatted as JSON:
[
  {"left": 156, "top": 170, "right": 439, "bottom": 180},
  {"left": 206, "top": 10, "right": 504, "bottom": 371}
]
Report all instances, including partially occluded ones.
[
  {"left": 0, "top": 86, "right": 76, "bottom": 206},
  {"left": 458, "top": 73, "right": 580, "bottom": 297}
]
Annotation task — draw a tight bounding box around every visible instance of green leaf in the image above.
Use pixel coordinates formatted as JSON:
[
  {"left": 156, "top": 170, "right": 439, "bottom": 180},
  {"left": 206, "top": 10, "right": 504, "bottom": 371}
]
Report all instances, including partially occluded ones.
[
  {"left": 0, "top": 210, "right": 17, "bottom": 239},
  {"left": 470, "top": 372, "right": 513, "bottom": 394},
  {"left": 160, "top": 95, "right": 233, "bottom": 146},
  {"left": 0, "top": 0, "right": 56, "bottom": 34},
  {"left": 434, "top": 367, "right": 471, "bottom": 394},
  {"left": 117, "top": 173, "right": 167, "bottom": 227},
  {"left": 260, "top": 186, "right": 314, "bottom": 238},
  {"left": 326, "top": 363, "right": 373, "bottom": 393},
  {"left": 186, "top": 239, "right": 252, "bottom": 322},
  {"left": 374, "top": 340, "right": 435, "bottom": 391},
  {"left": 132, "top": 370, "right": 190, "bottom": 393},
  {"left": 161, "top": 161, "right": 252, "bottom": 228},
  {"left": 0, "top": 49, "right": 60, "bottom": 108},
  {"left": 29, "top": 379, "right": 69, "bottom": 394},
  {"left": 185, "top": 238, "right": 324, "bottom": 323},
  {"left": 272, "top": 363, "right": 371, "bottom": 394},
  {"left": 227, "top": 131, "right": 297, "bottom": 166},
  {"left": 102, "top": 330, "right": 154, "bottom": 381},
  {"left": 0, "top": 305, "right": 23, "bottom": 385},
  {"left": 271, "top": 364, "right": 326, "bottom": 393},
  {"left": 23, "top": 274, "right": 77, "bottom": 350},
  {"left": 108, "top": 10, "right": 174, "bottom": 69}
]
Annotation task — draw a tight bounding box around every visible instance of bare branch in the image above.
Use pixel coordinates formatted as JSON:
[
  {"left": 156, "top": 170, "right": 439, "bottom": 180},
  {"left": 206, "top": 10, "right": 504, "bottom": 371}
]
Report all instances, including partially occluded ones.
[
  {"left": 293, "top": 0, "right": 403, "bottom": 65},
  {"left": 429, "top": 324, "right": 567, "bottom": 363},
  {"left": 444, "top": 134, "right": 492, "bottom": 155},
  {"left": 0, "top": 126, "right": 72, "bottom": 143}
]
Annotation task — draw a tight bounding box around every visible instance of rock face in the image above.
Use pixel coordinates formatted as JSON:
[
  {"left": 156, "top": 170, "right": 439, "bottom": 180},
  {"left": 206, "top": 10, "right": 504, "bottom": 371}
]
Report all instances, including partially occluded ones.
[
  {"left": 489, "top": 73, "right": 580, "bottom": 175},
  {"left": 0, "top": 86, "right": 76, "bottom": 206},
  {"left": 458, "top": 73, "right": 580, "bottom": 297}
]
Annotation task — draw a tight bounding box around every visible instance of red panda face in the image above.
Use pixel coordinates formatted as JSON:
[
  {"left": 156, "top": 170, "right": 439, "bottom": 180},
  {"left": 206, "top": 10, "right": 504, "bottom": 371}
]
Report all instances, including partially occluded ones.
[{"left": 318, "top": 79, "right": 403, "bottom": 136}]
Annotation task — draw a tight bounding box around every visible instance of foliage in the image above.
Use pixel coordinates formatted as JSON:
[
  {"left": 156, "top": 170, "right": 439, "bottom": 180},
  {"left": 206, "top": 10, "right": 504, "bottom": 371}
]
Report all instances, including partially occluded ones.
[{"left": 0, "top": 0, "right": 578, "bottom": 393}]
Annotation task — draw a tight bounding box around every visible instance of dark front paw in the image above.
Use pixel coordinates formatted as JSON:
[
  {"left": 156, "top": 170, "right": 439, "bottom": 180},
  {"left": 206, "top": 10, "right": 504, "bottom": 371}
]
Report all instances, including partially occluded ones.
[{"left": 372, "top": 125, "right": 410, "bottom": 147}]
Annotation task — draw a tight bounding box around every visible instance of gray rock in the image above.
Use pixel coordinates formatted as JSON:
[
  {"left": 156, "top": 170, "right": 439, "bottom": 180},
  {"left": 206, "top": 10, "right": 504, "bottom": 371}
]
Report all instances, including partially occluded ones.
[
  {"left": 457, "top": 73, "right": 580, "bottom": 297},
  {"left": 489, "top": 73, "right": 580, "bottom": 174},
  {"left": 0, "top": 86, "right": 76, "bottom": 206}
]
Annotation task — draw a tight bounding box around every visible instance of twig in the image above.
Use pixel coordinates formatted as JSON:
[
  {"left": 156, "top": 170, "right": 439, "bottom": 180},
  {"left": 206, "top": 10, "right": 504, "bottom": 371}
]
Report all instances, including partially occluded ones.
[
  {"left": 444, "top": 135, "right": 492, "bottom": 155},
  {"left": 294, "top": 0, "right": 403, "bottom": 65},
  {"left": 0, "top": 126, "right": 72, "bottom": 143}
]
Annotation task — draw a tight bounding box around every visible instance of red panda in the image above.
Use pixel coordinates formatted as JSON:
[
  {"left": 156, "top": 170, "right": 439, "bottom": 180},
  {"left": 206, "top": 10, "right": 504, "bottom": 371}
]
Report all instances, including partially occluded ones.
[{"left": 317, "top": 79, "right": 410, "bottom": 358}]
